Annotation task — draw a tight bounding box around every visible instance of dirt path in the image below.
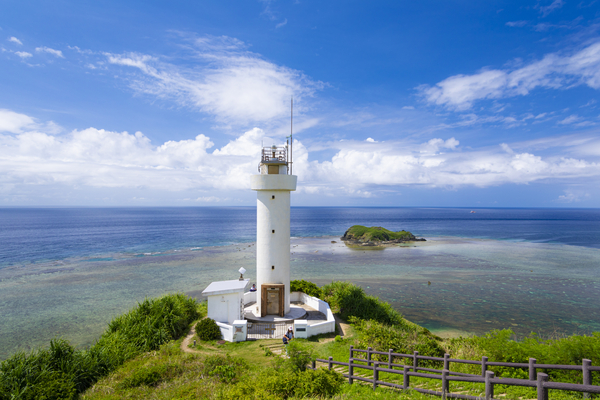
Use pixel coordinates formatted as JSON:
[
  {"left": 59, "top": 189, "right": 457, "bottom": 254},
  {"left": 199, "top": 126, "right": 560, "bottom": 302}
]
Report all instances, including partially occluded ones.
[{"left": 180, "top": 325, "right": 201, "bottom": 354}]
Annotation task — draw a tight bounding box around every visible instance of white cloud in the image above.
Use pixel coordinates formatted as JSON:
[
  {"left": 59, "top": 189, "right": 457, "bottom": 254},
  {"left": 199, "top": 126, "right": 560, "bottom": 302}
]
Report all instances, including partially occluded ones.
[
  {"left": 35, "top": 47, "right": 64, "bottom": 58},
  {"left": 103, "top": 36, "right": 321, "bottom": 125},
  {"left": 2, "top": 110, "right": 600, "bottom": 202},
  {"left": 15, "top": 51, "right": 32, "bottom": 59},
  {"left": 275, "top": 19, "right": 288, "bottom": 29},
  {"left": 537, "top": 0, "right": 564, "bottom": 17},
  {"left": 366, "top": 137, "right": 376, "bottom": 143},
  {"left": 8, "top": 36, "right": 22, "bottom": 45},
  {"left": 0, "top": 109, "right": 36, "bottom": 133},
  {"left": 420, "top": 41, "right": 600, "bottom": 110},
  {"left": 558, "top": 115, "right": 581, "bottom": 125},
  {"left": 506, "top": 21, "right": 527, "bottom": 27},
  {"left": 557, "top": 190, "right": 590, "bottom": 203},
  {"left": 402, "top": 106, "right": 415, "bottom": 110}
]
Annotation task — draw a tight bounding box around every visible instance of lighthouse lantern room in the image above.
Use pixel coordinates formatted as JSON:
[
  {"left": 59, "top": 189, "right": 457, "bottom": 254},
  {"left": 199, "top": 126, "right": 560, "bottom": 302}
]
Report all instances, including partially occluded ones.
[{"left": 250, "top": 144, "right": 297, "bottom": 317}]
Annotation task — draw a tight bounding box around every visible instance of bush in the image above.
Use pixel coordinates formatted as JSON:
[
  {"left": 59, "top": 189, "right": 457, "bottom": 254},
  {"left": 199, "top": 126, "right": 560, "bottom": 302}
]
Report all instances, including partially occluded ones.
[
  {"left": 229, "top": 367, "right": 344, "bottom": 399},
  {"left": 447, "top": 329, "right": 600, "bottom": 382},
  {"left": 203, "top": 354, "right": 247, "bottom": 383},
  {"left": 195, "top": 318, "right": 222, "bottom": 341},
  {"left": 290, "top": 279, "right": 322, "bottom": 298},
  {"left": 286, "top": 340, "right": 315, "bottom": 372},
  {"left": 321, "top": 281, "right": 403, "bottom": 325},
  {"left": 295, "top": 368, "right": 345, "bottom": 398},
  {"left": 118, "top": 366, "right": 164, "bottom": 389},
  {"left": 351, "top": 317, "right": 445, "bottom": 366}
]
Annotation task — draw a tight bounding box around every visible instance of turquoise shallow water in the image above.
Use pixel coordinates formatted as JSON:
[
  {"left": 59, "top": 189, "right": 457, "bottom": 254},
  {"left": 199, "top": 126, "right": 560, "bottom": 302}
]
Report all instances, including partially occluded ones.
[{"left": 1, "top": 235, "right": 599, "bottom": 359}]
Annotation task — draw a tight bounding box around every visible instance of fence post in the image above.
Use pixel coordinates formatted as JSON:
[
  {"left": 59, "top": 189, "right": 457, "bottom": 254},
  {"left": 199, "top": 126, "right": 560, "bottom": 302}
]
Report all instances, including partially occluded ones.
[
  {"left": 367, "top": 347, "right": 372, "bottom": 367},
  {"left": 413, "top": 351, "right": 419, "bottom": 372},
  {"left": 373, "top": 362, "right": 379, "bottom": 390},
  {"left": 388, "top": 348, "right": 393, "bottom": 370},
  {"left": 312, "top": 360, "right": 316, "bottom": 370},
  {"left": 583, "top": 359, "right": 591, "bottom": 399},
  {"left": 529, "top": 358, "right": 537, "bottom": 381},
  {"left": 442, "top": 369, "right": 449, "bottom": 399},
  {"left": 537, "top": 372, "right": 548, "bottom": 400},
  {"left": 349, "top": 358, "right": 354, "bottom": 385},
  {"left": 349, "top": 345, "right": 353, "bottom": 360},
  {"left": 444, "top": 353, "right": 450, "bottom": 371},
  {"left": 481, "top": 356, "right": 488, "bottom": 377},
  {"left": 328, "top": 356, "right": 333, "bottom": 371},
  {"left": 485, "top": 370, "right": 494, "bottom": 400},
  {"left": 403, "top": 365, "right": 410, "bottom": 389}
]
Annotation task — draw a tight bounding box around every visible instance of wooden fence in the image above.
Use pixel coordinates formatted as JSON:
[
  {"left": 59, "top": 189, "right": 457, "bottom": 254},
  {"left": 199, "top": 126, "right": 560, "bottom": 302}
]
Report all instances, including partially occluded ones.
[{"left": 311, "top": 346, "right": 600, "bottom": 400}]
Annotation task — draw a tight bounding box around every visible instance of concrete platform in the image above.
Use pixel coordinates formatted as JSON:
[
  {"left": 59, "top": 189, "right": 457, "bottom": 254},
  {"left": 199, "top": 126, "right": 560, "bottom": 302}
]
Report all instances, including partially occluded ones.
[{"left": 244, "top": 303, "right": 307, "bottom": 322}]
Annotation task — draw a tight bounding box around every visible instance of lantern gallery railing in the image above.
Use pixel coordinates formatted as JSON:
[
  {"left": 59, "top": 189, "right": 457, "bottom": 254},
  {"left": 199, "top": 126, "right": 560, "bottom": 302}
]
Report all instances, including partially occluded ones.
[
  {"left": 310, "top": 346, "right": 600, "bottom": 400},
  {"left": 260, "top": 145, "right": 287, "bottom": 164}
]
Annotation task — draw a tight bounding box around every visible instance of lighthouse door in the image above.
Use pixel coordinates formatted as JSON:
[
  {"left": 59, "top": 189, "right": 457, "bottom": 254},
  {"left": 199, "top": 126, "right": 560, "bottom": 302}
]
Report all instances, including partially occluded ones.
[
  {"left": 261, "top": 284, "right": 285, "bottom": 317},
  {"left": 266, "top": 288, "right": 279, "bottom": 315}
]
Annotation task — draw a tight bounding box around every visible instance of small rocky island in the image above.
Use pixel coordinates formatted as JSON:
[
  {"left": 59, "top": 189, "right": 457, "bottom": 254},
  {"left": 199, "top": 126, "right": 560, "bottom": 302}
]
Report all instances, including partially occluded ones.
[{"left": 341, "top": 225, "right": 426, "bottom": 247}]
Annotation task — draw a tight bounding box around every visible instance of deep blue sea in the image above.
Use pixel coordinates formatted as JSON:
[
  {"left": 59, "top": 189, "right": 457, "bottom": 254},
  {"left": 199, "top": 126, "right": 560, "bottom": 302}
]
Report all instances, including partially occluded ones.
[
  {"left": 2, "top": 207, "right": 599, "bottom": 267},
  {"left": 1, "top": 207, "right": 599, "bottom": 359}
]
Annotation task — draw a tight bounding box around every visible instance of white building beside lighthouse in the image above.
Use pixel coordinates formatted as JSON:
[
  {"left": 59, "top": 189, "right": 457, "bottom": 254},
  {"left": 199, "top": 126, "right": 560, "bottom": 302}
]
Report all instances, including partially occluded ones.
[{"left": 250, "top": 145, "right": 296, "bottom": 317}]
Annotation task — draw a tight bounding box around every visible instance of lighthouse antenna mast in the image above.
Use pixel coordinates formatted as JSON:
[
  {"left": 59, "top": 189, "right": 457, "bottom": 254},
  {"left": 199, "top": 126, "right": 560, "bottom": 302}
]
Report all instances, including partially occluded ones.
[{"left": 290, "top": 97, "right": 293, "bottom": 175}]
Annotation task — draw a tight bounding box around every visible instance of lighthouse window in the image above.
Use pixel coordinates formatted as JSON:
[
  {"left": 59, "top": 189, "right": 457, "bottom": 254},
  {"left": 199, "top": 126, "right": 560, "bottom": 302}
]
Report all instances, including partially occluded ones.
[
  {"left": 272, "top": 195, "right": 275, "bottom": 199},
  {"left": 272, "top": 229, "right": 275, "bottom": 233},
  {"left": 272, "top": 265, "right": 275, "bottom": 270}
]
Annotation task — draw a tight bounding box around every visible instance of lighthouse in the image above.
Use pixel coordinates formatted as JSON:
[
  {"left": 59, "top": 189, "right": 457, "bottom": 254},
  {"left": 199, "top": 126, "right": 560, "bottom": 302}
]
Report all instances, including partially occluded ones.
[{"left": 250, "top": 144, "right": 297, "bottom": 317}]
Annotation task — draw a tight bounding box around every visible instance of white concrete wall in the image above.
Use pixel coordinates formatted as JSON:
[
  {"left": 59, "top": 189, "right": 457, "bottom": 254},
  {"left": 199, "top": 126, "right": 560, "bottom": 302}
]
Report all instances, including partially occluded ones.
[
  {"left": 289, "top": 292, "right": 336, "bottom": 337},
  {"left": 215, "top": 320, "right": 248, "bottom": 343},
  {"left": 216, "top": 321, "right": 233, "bottom": 342},
  {"left": 207, "top": 292, "right": 244, "bottom": 324},
  {"left": 243, "top": 291, "right": 257, "bottom": 305}
]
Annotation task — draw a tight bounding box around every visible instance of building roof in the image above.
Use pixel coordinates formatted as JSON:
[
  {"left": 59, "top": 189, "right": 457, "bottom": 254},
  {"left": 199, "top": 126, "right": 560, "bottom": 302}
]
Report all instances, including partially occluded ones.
[{"left": 202, "top": 279, "right": 249, "bottom": 296}]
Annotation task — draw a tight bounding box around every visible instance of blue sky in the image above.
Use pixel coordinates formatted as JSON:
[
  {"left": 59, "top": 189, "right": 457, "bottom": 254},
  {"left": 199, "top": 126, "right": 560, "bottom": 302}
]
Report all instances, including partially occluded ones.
[{"left": 1, "top": 0, "right": 600, "bottom": 207}]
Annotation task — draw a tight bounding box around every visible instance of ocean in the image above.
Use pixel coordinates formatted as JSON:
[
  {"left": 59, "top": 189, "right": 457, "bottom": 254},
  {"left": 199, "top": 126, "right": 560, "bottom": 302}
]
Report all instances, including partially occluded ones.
[{"left": 1, "top": 207, "right": 599, "bottom": 359}]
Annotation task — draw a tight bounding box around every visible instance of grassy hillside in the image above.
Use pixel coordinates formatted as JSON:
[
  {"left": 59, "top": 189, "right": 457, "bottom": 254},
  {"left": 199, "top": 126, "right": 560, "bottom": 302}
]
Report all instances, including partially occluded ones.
[{"left": 1, "top": 282, "right": 598, "bottom": 399}]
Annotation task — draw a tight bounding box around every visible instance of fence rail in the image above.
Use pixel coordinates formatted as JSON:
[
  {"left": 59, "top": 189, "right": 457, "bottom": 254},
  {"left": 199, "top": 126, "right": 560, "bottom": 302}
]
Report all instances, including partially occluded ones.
[{"left": 310, "top": 346, "right": 600, "bottom": 400}]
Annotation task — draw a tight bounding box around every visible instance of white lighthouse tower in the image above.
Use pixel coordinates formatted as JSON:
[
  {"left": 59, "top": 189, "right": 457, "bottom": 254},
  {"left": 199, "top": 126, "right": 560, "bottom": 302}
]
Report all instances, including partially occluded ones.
[{"left": 250, "top": 144, "right": 297, "bottom": 317}]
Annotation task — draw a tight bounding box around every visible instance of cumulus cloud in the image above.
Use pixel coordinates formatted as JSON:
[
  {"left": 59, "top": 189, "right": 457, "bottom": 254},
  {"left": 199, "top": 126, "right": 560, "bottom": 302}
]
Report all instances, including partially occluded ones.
[
  {"left": 15, "top": 51, "right": 32, "bottom": 59},
  {"left": 103, "top": 35, "right": 322, "bottom": 125},
  {"left": 420, "top": 41, "right": 600, "bottom": 110},
  {"left": 0, "top": 109, "right": 36, "bottom": 133},
  {"left": 35, "top": 47, "right": 64, "bottom": 58},
  {"left": 8, "top": 36, "right": 22, "bottom": 45},
  {"left": 2, "top": 110, "right": 600, "bottom": 202}
]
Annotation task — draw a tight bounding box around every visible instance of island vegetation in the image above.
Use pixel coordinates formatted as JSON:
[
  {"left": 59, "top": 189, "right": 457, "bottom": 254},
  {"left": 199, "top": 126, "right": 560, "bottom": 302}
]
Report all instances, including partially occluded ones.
[
  {"left": 1, "top": 281, "right": 598, "bottom": 399},
  {"left": 341, "top": 225, "right": 425, "bottom": 246}
]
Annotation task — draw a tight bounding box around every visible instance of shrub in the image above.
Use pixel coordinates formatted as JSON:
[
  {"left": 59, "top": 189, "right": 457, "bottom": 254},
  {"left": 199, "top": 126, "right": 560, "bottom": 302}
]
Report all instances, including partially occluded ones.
[
  {"left": 350, "top": 317, "right": 445, "bottom": 366},
  {"left": 229, "top": 367, "right": 344, "bottom": 399},
  {"left": 203, "top": 354, "right": 247, "bottom": 383},
  {"left": 118, "top": 366, "right": 164, "bottom": 389},
  {"left": 286, "top": 340, "right": 315, "bottom": 372},
  {"left": 447, "top": 329, "right": 600, "bottom": 382},
  {"left": 295, "top": 368, "right": 345, "bottom": 398},
  {"left": 290, "top": 279, "right": 322, "bottom": 298},
  {"left": 321, "top": 281, "right": 403, "bottom": 325},
  {"left": 195, "top": 318, "right": 222, "bottom": 341}
]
